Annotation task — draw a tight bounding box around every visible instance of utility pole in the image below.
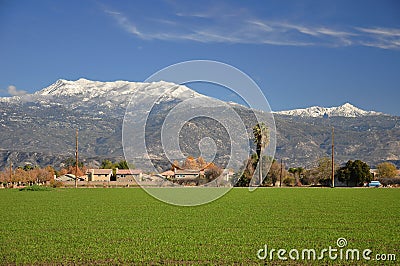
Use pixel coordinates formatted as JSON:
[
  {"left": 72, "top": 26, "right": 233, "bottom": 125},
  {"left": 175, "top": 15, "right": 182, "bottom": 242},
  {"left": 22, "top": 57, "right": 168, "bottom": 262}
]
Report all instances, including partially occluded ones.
[
  {"left": 9, "top": 162, "right": 12, "bottom": 187},
  {"left": 279, "top": 159, "right": 283, "bottom": 187},
  {"left": 331, "top": 127, "right": 335, "bottom": 188},
  {"left": 75, "top": 129, "right": 79, "bottom": 188}
]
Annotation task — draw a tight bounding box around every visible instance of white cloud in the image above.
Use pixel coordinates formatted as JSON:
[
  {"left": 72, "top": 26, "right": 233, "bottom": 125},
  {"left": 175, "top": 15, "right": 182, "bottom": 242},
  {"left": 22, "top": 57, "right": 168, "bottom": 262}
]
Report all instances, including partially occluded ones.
[
  {"left": 7, "top": 85, "right": 27, "bottom": 96},
  {"left": 102, "top": 6, "right": 400, "bottom": 50}
]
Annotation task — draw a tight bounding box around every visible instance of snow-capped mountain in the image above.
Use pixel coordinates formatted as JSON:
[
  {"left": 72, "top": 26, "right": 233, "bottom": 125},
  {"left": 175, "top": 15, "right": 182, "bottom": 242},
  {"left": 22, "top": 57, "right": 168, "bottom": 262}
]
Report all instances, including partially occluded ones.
[
  {"left": 36, "top": 78, "right": 202, "bottom": 99},
  {"left": 1, "top": 78, "right": 204, "bottom": 110},
  {"left": 275, "top": 103, "right": 383, "bottom": 118}
]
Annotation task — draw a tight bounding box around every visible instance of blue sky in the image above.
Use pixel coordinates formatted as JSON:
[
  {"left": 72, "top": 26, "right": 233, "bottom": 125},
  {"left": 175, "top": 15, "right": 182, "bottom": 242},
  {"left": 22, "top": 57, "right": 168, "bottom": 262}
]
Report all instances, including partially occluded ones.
[{"left": 0, "top": 0, "right": 399, "bottom": 115}]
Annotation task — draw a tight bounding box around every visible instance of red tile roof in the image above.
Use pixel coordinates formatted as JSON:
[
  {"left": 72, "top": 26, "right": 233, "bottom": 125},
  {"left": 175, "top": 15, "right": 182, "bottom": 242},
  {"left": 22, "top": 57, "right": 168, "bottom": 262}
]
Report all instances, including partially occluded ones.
[{"left": 116, "top": 169, "right": 142, "bottom": 175}]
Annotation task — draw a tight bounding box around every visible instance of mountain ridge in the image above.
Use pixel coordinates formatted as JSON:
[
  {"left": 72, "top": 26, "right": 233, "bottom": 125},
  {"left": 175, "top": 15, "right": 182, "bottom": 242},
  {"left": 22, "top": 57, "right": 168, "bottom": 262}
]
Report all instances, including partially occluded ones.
[
  {"left": 275, "top": 103, "right": 384, "bottom": 118},
  {"left": 0, "top": 79, "right": 388, "bottom": 118}
]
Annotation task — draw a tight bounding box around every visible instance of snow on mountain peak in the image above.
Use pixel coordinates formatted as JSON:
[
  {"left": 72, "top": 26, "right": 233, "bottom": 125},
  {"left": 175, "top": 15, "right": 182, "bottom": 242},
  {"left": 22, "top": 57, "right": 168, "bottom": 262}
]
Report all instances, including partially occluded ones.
[
  {"left": 34, "top": 78, "right": 201, "bottom": 99},
  {"left": 0, "top": 78, "right": 207, "bottom": 109},
  {"left": 276, "top": 103, "right": 383, "bottom": 117}
]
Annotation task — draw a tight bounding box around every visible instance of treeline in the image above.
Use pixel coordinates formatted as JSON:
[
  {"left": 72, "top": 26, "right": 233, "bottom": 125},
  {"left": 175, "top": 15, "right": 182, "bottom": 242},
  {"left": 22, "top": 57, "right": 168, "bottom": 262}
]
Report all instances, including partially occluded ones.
[
  {"left": 236, "top": 156, "right": 400, "bottom": 187},
  {"left": 0, "top": 158, "right": 133, "bottom": 188},
  {"left": 234, "top": 122, "right": 400, "bottom": 187},
  {"left": 0, "top": 165, "right": 56, "bottom": 187}
]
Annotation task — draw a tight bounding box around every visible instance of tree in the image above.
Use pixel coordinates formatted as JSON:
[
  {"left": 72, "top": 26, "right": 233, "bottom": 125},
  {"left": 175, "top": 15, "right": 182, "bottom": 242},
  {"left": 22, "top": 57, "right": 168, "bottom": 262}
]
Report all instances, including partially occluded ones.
[
  {"left": 116, "top": 160, "right": 130, "bottom": 169},
  {"left": 171, "top": 160, "right": 180, "bottom": 170},
  {"left": 236, "top": 154, "right": 258, "bottom": 187},
  {"left": 336, "top": 160, "right": 373, "bottom": 186},
  {"left": 62, "top": 157, "right": 84, "bottom": 168},
  {"left": 253, "top": 123, "right": 270, "bottom": 185},
  {"left": 34, "top": 167, "right": 54, "bottom": 183},
  {"left": 283, "top": 174, "right": 295, "bottom": 186},
  {"left": 182, "top": 156, "right": 199, "bottom": 170},
  {"left": 100, "top": 159, "right": 114, "bottom": 169},
  {"left": 197, "top": 157, "right": 207, "bottom": 169},
  {"left": 23, "top": 164, "right": 35, "bottom": 171},
  {"left": 204, "top": 163, "right": 222, "bottom": 182},
  {"left": 288, "top": 167, "right": 303, "bottom": 186},
  {"left": 58, "top": 168, "right": 68, "bottom": 176},
  {"left": 66, "top": 165, "right": 85, "bottom": 178},
  {"left": 376, "top": 162, "right": 397, "bottom": 178},
  {"left": 296, "top": 167, "right": 304, "bottom": 186},
  {"left": 13, "top": 168, "right": 28, "bottom": 184},
  {"left": 288, "top": 167, "right": 297, "bottom": 184},
  {"left": 308, "top": 157, "right": 334, "bottom": 186},
  {"left": 264, "top": 159, "right": 281, "bottom": 186}
]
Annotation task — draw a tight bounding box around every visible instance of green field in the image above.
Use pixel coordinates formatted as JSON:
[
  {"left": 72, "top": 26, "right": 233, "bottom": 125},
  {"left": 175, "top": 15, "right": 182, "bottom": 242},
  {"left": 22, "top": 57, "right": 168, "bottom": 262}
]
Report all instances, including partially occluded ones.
[{"left": 0, "top": 188, "right": 398, "bottom": 265}]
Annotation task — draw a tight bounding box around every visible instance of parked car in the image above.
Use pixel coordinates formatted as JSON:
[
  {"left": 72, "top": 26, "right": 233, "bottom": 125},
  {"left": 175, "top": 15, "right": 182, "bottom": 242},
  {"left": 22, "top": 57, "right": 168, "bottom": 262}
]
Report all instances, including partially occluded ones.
[{"left": 368, "top": 181, "right": 381, "bottom": 187}]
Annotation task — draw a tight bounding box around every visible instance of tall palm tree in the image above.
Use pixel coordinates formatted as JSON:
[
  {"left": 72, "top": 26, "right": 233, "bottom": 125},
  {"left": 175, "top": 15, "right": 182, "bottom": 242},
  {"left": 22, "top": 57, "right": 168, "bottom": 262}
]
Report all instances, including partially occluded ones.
[{"left": 253, "top": 123, "right": 270, "bottom": 185}]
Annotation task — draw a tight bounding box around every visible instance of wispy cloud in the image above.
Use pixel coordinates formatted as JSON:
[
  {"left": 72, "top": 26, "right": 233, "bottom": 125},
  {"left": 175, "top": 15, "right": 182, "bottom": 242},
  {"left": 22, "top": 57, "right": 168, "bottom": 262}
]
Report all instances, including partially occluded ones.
[
  {"left": 104, "top": 9, "right": 144, "bottom": 38},
  {"left": 7, "top": 85, "right": 27, "bottom": 96},
  {"left": 102, "top": 5, "right": 400, "bottom": 50},
  {"left": 356, "top": 27, "right": 400, "bottom": 37},
  {"left": 354, "top": 27, "right": 400, "bottom": 50}
]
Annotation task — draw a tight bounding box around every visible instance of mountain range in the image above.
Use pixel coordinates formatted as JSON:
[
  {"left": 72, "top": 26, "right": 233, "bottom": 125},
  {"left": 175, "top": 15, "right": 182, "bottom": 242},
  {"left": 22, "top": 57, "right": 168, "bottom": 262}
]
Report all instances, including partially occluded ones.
[
  {"left": 0, "top": 78, "right": 399, "bottom": 171},
  {"left": 275, "top": 103, "right": 383, "bottom": 117}
]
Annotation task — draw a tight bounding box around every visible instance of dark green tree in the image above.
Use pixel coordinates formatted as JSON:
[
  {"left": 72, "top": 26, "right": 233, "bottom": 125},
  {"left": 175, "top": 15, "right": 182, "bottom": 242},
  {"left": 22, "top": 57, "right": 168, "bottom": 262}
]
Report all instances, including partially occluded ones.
[
  {"left": 235, "top": 153, "right": 258, "bottom": 187},
  {"left": 116, "top": 160, "right": 130, "bottom": 169},
  {"left": 23, "top": 164, "right": 35, "bottom": 171},
  {"left": 100, "top": 159, "right": 114, "bottom": 169},
  {"left": 336, "top": 160, "right": 373, "bottom": 186},
  {"left": 62, "top": 157, "right": 84, "bottom": 168}
]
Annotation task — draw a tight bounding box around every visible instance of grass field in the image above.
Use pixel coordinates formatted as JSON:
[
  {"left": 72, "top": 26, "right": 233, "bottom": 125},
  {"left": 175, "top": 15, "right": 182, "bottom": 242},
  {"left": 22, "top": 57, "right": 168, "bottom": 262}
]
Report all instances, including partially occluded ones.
[{"left": 0, "top": 187, "right": 398, "bottom": 265}]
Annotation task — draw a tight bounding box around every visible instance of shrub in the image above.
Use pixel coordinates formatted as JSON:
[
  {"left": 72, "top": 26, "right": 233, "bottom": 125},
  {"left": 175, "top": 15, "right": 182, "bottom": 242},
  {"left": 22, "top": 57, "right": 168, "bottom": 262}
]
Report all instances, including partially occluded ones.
[
  {"left": 283, "top": 175, "right": 295, "bottom": 187},
  {"left": 50, "top": 180, "right": 63, "bottom": 188},
  {"left": 19, "top": 185, "right": 53, "bottom": 191},
  {"left": 378, "top": 177, "right": 400, "bottom": 187}
]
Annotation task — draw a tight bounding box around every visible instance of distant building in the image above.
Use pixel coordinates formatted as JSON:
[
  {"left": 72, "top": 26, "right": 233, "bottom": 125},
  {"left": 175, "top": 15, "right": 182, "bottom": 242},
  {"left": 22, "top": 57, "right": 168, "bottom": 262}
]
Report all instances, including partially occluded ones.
[
  {"left": 56, "top": 174, "right": 84, "bottom": 182},
  {"left": 115, "top": 169, "right": 142, "bottom": 182},
  {"left": 174, "top": 169, "right": 200, "bottom": 179},
  {"left": 160, "top": 170, "right": 175, "bottom": 179},
  {"left": 87, "top": 169, "right": 113, "bottom": 182},
  {"left": 370, "top": 169, "right": 378, "bottom": 179},
  {"left": 222, "top": 169, "right": 235, "bottom": 181},
  {"left": 160, "top": 167, "right": 232, "bottom": 182}
]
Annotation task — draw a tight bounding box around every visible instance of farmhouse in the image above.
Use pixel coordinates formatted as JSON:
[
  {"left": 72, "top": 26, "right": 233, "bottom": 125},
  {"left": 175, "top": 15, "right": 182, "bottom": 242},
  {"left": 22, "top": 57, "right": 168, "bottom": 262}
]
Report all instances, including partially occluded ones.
[
  {"left": 160, "top": 167, "right": 232, "bottom": 181},
  {"left": 115, "top": 169, "right": 142, "bottom": 182},
  {"left": 87, "top": 169, "right": 113, "bottom": 182},
  {"left": 174, "top": 169, "right": 200, "bottom": 179},
  {"left": 160, "top": 170, "right": 175, "bottom": 179},
  {"left": 56, "top": 174, "right": 85, "bottom": 182}
]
